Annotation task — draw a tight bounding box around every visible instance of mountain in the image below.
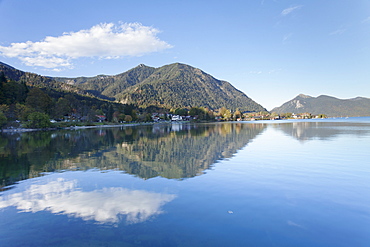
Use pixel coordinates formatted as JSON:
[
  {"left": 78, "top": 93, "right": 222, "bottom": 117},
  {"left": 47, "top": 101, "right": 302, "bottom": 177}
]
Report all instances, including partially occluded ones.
[
  {"left": 53, "top": 64, "right": 156, "bottom": 101},
  {"left": 1, "top": 61, "right": 265, "bottom": 112},
  {"left": 55, "top": 63, "right": 266, "bottom": 112},
  {"left": 0, "top": 62, "right": 85, "bottom": 95},
  {"left": 272, "top": 94, "right": 370, "bottom": 117}
]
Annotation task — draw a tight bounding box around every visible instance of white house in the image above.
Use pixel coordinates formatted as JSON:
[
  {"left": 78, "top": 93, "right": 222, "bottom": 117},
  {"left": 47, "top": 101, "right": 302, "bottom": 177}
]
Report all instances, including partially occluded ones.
[{"left": 171, "top": 115, "right": 182, "bottom": 121}]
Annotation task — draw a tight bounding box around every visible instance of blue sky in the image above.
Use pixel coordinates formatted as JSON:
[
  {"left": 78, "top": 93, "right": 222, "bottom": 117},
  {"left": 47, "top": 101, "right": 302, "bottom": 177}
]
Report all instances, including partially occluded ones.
[{"left": 0, "top": 0, "right": 369, "bottom": 110}]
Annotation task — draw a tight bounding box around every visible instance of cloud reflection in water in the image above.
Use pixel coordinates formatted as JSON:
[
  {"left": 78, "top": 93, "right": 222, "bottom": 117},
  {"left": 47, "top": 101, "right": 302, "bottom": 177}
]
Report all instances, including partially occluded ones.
[{"left": 0, "top": 177, "right": 176, "bottom": 224}]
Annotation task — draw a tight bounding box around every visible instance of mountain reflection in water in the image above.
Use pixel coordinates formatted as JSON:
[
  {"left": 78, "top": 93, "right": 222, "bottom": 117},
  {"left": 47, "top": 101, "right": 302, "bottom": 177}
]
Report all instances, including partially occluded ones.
[
  {"left": 0, "top": 123, "right": 265, "bottom": 188},
  {"left": 1, "top": 119, "right": 370, "bottom": 246}
]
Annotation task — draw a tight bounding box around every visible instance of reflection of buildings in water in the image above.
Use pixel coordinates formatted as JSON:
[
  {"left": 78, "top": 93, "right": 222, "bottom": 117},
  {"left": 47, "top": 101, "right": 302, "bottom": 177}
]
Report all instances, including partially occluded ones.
[
  {"left": 171, "top": 123, "right": 181, "bottom": 132},
  {"left": 0, "top": 177, "right": 176, "bottom": 224},
  {"left": 291, "top": 122, "right": 311, "bottom": 140},
  {"left": 151, "top": 123, "right": 194, "bottom": 133},
  {"left": 273, "top": 122, "right": 326, "bottom": 141},
  {"left": 151, "top": 123, "right": 195, "bottom": 134},
  {"left": 169, "top": 123, "right": 194, "bottom": 132}
]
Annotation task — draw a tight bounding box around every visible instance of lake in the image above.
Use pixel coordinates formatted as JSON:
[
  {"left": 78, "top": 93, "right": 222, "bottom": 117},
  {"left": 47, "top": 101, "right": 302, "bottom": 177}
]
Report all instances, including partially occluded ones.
[{"left": 1, "top": 118, "right": 370, "bottom": 246}]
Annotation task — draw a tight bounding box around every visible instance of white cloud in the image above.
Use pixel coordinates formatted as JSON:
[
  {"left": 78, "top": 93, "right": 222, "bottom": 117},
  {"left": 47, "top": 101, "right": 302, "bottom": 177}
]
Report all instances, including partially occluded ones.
[
  {"left": 249, "top": 71, "right": 263, "bottom": 74},
  {"left": 283, "top": 33, "right": 293, "bottom": 43},
  {"left": 362, "top": 16, "right": 370, "bottom": 23},
  {"left": 0, "top": 178, "right": 176, "bottom": 224},
  {"left": 329, "top": 27, "right": 346, "bottom": 35},
  {"left": 0, "top": 22, "right": 172, "bottom": 69},
  {"left": 268, "top": 68, "right": 282, "bottom": 74},
  {"left": 248, "top": 68, "right": 282, "bottom": 75},
  {"left": 281, "top": 5, "right": 303, "bottom": 16},
  {"left": 287, "top": 220, "right": 306, "bottom": 229}
]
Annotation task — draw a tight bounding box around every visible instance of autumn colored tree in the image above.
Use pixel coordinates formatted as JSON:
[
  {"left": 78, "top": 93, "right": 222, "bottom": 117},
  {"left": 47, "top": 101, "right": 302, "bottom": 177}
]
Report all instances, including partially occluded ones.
[
  {"left": 233, "top": 109, "right": 242, "bottom": 120},
  {"left": 219, "top": 107, "right": 232, "bottom": 121},
  {"left": 124, "top": 115, "right": 133, "bottom": 122}
]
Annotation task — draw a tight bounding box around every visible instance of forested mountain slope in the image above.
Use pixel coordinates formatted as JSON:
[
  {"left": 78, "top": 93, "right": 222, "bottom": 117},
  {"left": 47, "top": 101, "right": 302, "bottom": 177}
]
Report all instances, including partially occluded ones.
[
  {"left": 114, "top": 63, "right": 266, "bottom": 112},
  {"left": 1, "top": 61, "right": 266, "bottom": 112}
]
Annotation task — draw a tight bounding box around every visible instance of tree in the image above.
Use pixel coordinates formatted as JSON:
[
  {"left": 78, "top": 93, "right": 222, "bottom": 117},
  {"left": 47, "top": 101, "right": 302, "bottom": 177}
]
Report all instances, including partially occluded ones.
[
  {"left": 219, "top": 107, "right": 232, "bottom": 121},
  {"left": 53, "top": 97, "right": 72, "bottom": 119},
  {"left": 64, "top": 94, "right": 79, "bottom": 110},
  {"left": 0, "top": 105, "right": 9, "bottom": 115},
  {"left": 0, "top": 72, "right": 6, "bottom": 84},
  {"left": 0, "top": 111, "right": 7, "bottom": 128},
  {"left": 118, "top": 113, "right": 126, "bottom": 122},
  {"left": 25, "top": 88, "right": 53, "bottom": 114},
  {"left": 124, "top": 104, "right": 135, "bottom": 115},
  {"left": 144, "top": 113, "right": 153, "bottom": 122},
  {"left": 15, "top": 103, "right": 34, "bottom": 121},
  {"left": 107, "top": 104, "right": 114, "bottom": 122},
  {"left": 189, "top": 107, "right": 202, "bottom": 117},
  {"left": 0, "top": 75, "right": 28, "bottom": 105},
  {"left": 270, "top": 112, "right": 279, "bottom": 119},
  {"left": 174, "top": 108, "right": 188, "bottom": 116},
  {"left": 0, "top": 74, "right": 5, "bottom": 104},
  {"left": 112, "top": 111, "right": 120, "bottom": 123},
  {"left": 124, "top": 115, "right": 133, "bottom": 122},
  {"left": 131, "top": 110, "right": 138, "bottom": 121},
  {"left": 281, "top": 112, "right": 292, "bottom": 119},
  {"left": 233, "top": 109, "right": 242, "bottom": 120},
  {"left": 189, "top": 107, "right": 212, "bottom": 120},
  {"left": 26, "top": 112, "right": 51, "bottom": 128}
]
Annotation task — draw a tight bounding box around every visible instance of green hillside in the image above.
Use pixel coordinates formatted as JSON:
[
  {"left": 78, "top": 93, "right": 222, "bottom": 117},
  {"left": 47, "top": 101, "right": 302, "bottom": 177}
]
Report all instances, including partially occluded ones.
[
  {"left": 0, "top": 62, "right": 85, "bottom": 95},
  {"left": 119, "top": 63, "right": 266, "bottom": 112},
  {"left": 1, "top": 61, "right": 266, "bottom": 112},
  {"left": 54, "top": 64, "right": 156, "bottom": 101}
]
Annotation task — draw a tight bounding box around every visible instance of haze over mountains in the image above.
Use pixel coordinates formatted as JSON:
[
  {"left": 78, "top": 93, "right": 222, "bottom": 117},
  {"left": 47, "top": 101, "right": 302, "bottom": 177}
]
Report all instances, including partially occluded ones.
[{"left": 1, "top": 62, "right": 265, "bottom": 112}]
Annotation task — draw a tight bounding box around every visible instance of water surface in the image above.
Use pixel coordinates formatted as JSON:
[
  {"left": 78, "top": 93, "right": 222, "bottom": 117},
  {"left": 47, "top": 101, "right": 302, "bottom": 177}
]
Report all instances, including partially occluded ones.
[{"left": 1, "top": 119, "right": 369, "bottom": 246}]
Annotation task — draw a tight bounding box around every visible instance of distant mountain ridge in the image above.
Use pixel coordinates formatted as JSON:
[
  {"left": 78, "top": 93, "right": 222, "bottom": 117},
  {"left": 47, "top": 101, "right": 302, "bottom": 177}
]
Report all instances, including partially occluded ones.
[
  {"left": 272, "top": 94, "right": 370, "bottom": 117},
  {"left": 53, "top": 64, "right": 156, "bottom": 101},
  {"left": 54, "top": 63, "right": 266, "bottom": 112},
  {"left": 0, "top": 62, "right": 87, "bottom": 95}
]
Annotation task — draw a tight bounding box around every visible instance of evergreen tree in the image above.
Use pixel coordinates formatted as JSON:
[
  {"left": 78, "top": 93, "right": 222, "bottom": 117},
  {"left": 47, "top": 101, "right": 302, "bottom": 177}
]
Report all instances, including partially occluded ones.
[
  {"left": 174, "top": 108, "right": 188, "bottom": 116},
  {"left": 0, "top": 72, "right": 6, "bottom": 104},
  {"left": 107, "top": 104, "right": 114, "bottom": 122},
  {"left": 0, "top": 111, "right": 7, "bottom": 127},
  {"left": 25, "top": 88, "right": 53, "bottom": 114},
  {"left": 53, "top": 97, "right": 72, "bottom": 119}
]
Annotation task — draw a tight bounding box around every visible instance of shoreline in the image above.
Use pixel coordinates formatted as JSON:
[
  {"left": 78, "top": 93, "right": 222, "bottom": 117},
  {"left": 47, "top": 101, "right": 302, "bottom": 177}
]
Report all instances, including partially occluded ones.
[
  {"left": 2, "top": 116, "right": 368, "bottom": 133},
  {"left": 0, "top": 121, "right": 186, "bottom": 133}
]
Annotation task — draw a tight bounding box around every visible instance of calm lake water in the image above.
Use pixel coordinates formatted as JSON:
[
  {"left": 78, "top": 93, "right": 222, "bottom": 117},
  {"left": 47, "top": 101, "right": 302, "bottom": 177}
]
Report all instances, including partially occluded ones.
[{"left": 1, "top": 118, "right": 370, "bottom": 246}]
